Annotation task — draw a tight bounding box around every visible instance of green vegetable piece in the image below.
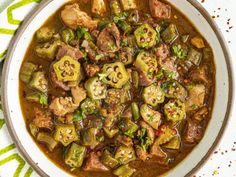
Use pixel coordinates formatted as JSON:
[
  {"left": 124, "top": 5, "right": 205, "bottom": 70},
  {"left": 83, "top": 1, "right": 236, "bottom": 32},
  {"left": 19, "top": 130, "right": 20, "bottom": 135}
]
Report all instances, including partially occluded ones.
[
  {"left": 80, "top": 98, "right": 101, "bottom": 115},
  {"left": 161, "top": 23, "right": 179, "bottom": 44},
  {"left": 187, "top": 48, "right": 202, "bottom": 65},
  {"left": 115, "top": 146, "right": 136, "bottom": 164},
  {"left": 20, "top": 62, "right": 37, "bottom": 83},
  {"left": 142, "top": 84, "right": 165, "bottom": 106},
  {"left": 36, "top": 132, "right": 58, "bottom": 151},
  {"left": 82, "top": 128, "right": 100, "bottom": 149},
  {"left": 161, "top": 80, "right": 187, "bottom": 102},
  {"left": 29, "top": 71, "right": 48, "bottom": 93},
  {"left": 65, "top": 143, "right": 86, "bottom": 168},
  {"left": 119, "top": 47, "right": 134, "bottom": 65},
  {"left": 61, "top": 28, "right": 75, "bottom": 44},
  {"left": 127, "top": 10, "right": 140, "bottom": 25},
  {"left": 36, "top": 27, "right": 54, "bottom": 42},
  {"left": 131, "top": 102, "right": 140, "bottom": 121},
  {"left": 85, "top": 77, "right": 107, "bottom": 99},
  {"left": 164, "top": 99, "right": 185, "bottom": 122},
  {"left": 29, "top": 123, "right": 39, "bottom": 137},
  {"left": 155, "top": 125, "right": 177, "bottom": 145},
  {"left": 76, "top": 27, "right": 93, "bottom": 41},
  {"left": 105, "top": 88, "right": 129, "bottom": 105},
  {"left": 134, "top": 51, "right": 157, "bottom": 74},
  {"left": 134, "top": 24, "right": 157, "bottom": 48},
  {"left": 101, "top": 150, "right": 119, "bottom": 169},
  {"left": 119, "top": 118, "right": 138, "bottom": 138},
  {"left": 172, "top": 43, "right": 188, "bottom": 59},
  {"left": 54, "top": 124, "right": 79, "bottom": 146},
  {"left": 110, "top": 0, "right": 121, "bottom": 15},
  {"left": 26, "top": 92, "right": 48, "bottom": 105},
  {"left": 113, "top": 164, "right": 136, "bottom": 177},
  {"left": 181, "top": 34, "right": 190, "bottom": 43},
  {"left": 120, "top": 0, "right": 137, "bottom": 10},
  {"left": 131, "top": 70, "right": 139, "bottom": 89},
  {"left": 117, "top": 20, "right": 132, "bottom": 33},
  {"left": 163, "top": 136, "right": 181, "bottom": 150},
  {"left": 140, "top": 104, "right": 161, "bottom": 130},
  {"left": 73, "top": 109, "right": 85, "bottom": 122},
  {"left": 101, "top": 62, "right": 129, "bottom": 88},
  {"left": 35, "top": 40, "right": 60, "bottom": 60},
  {"left": 137, "top": 128, "right": 152, "bottom": 152},
  {"left": 53, "top": 55, "right": 81, "bottom": 82},
  {"left": 103, "top": 127, "right": 119, "bottom": 138}
]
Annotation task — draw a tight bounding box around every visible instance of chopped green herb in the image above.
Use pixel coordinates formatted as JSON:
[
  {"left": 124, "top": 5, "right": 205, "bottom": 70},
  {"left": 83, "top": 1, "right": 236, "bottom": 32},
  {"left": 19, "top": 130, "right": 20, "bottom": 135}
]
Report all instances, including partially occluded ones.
[
  {"left": 172, "top": 44, "right": 187, "bottom": 59},
  {"left": 76, "top": 27, "right": 93, "bottom": 41},
  {"left": 98, "top": 72, "right": 108, "bottom": 80},
  {"left": 73, "top": 109, "right": 85, "bottom": 122}
]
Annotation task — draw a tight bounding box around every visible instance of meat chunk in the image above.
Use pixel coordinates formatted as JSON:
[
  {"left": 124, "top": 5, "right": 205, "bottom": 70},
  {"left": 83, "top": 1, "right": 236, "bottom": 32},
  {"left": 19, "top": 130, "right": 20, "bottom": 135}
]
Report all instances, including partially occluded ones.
[
  {"left": 56, "top": 43, "right": 84, "bottom": 60},
  {"left": 50, "top": 70, "right": 70, "bottom": 91},
  {"left": 150, "top": 141, "right": 167, "bottom": 159},
  {"left": 85, "top": 64, "right": 100, "bottom": 77},
  {"left": 193, "top": 107, "right": 208, "bottom": 122},
  {"left": 49, "top": 97, "right": 78, "bottom": 116},
  {"left": 91, "top": 0, "right": 107, "bottom": 16},
  {"left": 135, "top": 145, "right": 152, "bottom": 161},
  {"left": 71, "top": 86, "right": 87, "bottom": 105},
  {"left": 184, "top": 119, "right": 203, "bottom": 143},
  {"left": 149, "top": 0, "right": 171, "bottom": 19},
  {"left": 97, "top": 23, "right": 121, "bottom": 53},
  {"left": 32, "top": 108, "right": 53, "bottom": 130},
  {"left": 83, "top": 152, "right": 109, "bottom": 172},
  {"left": 190, "top": 66, "right": 209, "bottom": 83},
  {"left": 61, "top": 3, "right": 97, "bottom": 30},
  {"left": 116, "top": 135, "right": 134, "bottom": 147},
  {"left": 155, "top": 44, "right": 170, "bottom": 60},
  {"left": 186, "top": 84, "right": 206, "bottom": 111}
]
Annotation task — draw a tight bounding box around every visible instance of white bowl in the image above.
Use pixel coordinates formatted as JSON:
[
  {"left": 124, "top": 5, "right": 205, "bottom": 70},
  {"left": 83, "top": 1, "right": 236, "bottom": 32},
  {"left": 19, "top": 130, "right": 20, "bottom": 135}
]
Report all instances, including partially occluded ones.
[{"left": 1, "top": 0, "right": 233, "bottom": 177}]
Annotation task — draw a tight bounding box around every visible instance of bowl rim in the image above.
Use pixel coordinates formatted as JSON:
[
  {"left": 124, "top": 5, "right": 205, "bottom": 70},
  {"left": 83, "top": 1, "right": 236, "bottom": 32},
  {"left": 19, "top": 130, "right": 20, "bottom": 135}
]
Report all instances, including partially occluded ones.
[{"left": 1, "top": 0, "right": 234, "bottom": 177}]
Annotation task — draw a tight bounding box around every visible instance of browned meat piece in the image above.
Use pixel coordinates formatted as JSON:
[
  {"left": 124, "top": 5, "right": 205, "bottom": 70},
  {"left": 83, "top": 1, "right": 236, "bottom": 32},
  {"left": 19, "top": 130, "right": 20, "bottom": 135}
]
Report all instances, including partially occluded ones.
[
  {"left": 122, "top": 107, "right": 132, "bottom": 119},
  {"left": 184, "top": 119, "right": 203, "bottom": 143},
  {"left": 186, "top": 84, "right": 206, "bottom": 111},
  {"left": 71, "top": 86, "right": 87, "bottom": 105},
  {"left": 49, "top": 97, "right": 78, "bottom": 116},
  {"left": 116, "top": 135, "right": 134, "bottom": 147},
  {"left": 139, "top": 71, "right": 155, "bottom": 86},
  {"left": 155, "top": 44, "right": 170, "bottom": 60},
  {"left": 50, "top": 70, "right": 70, "bottom": 91},
  {"left": 149, "top": 0, "right": 171, "bottom": 19},
  {"left": 56, "top": 43, "right": 84, "bottom": 60},
  {"left": 32, "top": 108, "right": 53, "bottom": 130},
  {"left": 190, "top": 66, "right": 209, "bottom": 83},
  {"left": 135, "top": 145, "right": 152, "bottom": 161},
  {"left": 83, "top": 152, "right": 109, "bottom": 172},
  {"left": 193, "top": 107, "right": 208, "bottom": 122},
  {"left": 85, "top": 64, "right": 100, "bottom": 77},
  {"left": 97, "top": 23, "right": 121, "bottom": 53},
  {"left": 61, "top": 3, "right": 97, "bottom": 30},
  {"left": 150, "top": 141, "right": 167, "bottom": 159}
]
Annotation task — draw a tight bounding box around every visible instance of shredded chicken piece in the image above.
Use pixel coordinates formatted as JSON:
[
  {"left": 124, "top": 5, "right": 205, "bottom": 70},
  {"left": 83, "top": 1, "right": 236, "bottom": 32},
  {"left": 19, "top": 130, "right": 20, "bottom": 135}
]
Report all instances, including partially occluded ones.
[
  {"left": 33, "top": 108, "right": 53, "bottom": 130},
  {"left": 71, "top": 86, "right": 87, "bottom": 105}
]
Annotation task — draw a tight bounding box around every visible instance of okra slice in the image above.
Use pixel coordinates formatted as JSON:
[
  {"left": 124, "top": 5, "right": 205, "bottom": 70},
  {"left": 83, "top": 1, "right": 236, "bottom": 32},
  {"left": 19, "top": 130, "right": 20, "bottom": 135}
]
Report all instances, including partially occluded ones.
[
  {"left": 80, "top": 98, "right": 101, "bottom": 115},
  {"left": 155, "top": 125, "right": 177, "bottom": 145},
  {"left": 54, "top": 124, "right": 79, "bottom": 146},
  {"left": 164, "top": 99, "right": 185, "bottom": 122},
  {"left": 161, "top": 23, "right": 179, "bottom": 44},
  {"left": 65, "top": 143, "right": 86, "bottom": 168},
  {"left": 119, "top": 47, "right": 135, "bottom": 65},
  {"left": 140, "top": 104, "right": 161, "bottom": 130},
  {"left": 163, "top": 136, "right": 181, "bottom": 150},
  {"left": 101, "top": 62, "right": 129, "bottom": 88},
  {"left": 103, "top": 127, "right": 119, "bottom": 138},
  {"left": 29, "top": 71, "right": 48, "bottom": 93},
  {"left": 142, "top": 84, "right": 165, "bottom": 106},
  {"left": 187, "top": 48, "right": 202, "bottom": 66},
  {"left": 82, "top": 128, "right": 100, "bottom": 149},
  {"left": 61, "top": 28, "right": 75, "bottom": 44},
  {"left": 119, "top": 118, "right": 138, "bottom": 138},
  {"left": 134, "top": 51, "right": 157, "bottom": 74},
  {"left": 35, "top": 40, "right": 60, "bottom": 60},
  {"left": 134, "top": 24, "right": 157, "bottom": 48},
  {"left": 26, "top": 92, "right": 48, "bottom": 106},
  {"left": 115, "top": 146, "right": 136, "bottom": 164},
  {"left": 36, "top": 132, "right": 58, "bottom": 151},
  {"left": 53, "top": 55, "right": 81, "bottom": 82},
  {"left": 85, "top": 77, "right": 107, "bottom": 99},
  {"left": 110, "top": 0, "right": 121, "bottom": 15},
  {"left": 20, "top": 62, "right": 37, "bottom": 83},
  {"left": 36, "top": 27, "right": 55, "bottom": 43},
  {"left": 105, "top": 88, "right": 129, "bottom": 105},
  {"left": 120, "top": 0, "right": 137, "bottom": 10},
  {"left": 113, "top": 164, "right": 136, "bottom": 177},
  {"left": 161, "top": 80, "right": 187, "bottom": 102},
  {"left": 101, "top": 150, "right": 119, "bottom": 169}
]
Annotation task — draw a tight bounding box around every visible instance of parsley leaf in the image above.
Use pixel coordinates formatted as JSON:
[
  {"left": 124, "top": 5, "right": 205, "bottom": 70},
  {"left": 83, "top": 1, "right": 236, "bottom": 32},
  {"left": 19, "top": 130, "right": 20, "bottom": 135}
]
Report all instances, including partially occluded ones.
[
  {"left": 172, "top": 44, "right": 187, "bottom": 59},
  {"left": 137, "top": 128, "right": 152, "bottom": 152},
  {"left": 39, "top": 93, "right": 48, "bottom": 106}
]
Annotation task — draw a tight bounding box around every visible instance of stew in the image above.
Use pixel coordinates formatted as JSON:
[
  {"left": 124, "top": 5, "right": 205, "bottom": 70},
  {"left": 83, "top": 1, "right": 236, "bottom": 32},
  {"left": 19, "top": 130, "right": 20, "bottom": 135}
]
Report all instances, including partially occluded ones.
[{"left": 19, "top": 0, "right": 215, "bottom": 176}]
